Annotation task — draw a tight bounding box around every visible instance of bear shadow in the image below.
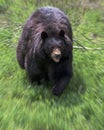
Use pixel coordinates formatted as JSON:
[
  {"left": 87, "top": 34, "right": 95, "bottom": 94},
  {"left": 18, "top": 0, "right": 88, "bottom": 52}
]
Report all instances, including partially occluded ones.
[{"left": 22, "top": 69, "right": 86, "bottom": 108}]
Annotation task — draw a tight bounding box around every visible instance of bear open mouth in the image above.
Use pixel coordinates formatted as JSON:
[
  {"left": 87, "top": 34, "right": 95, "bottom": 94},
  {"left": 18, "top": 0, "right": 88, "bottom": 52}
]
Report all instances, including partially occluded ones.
[{"left": 53, "top": 57, "right": 60, "bottom": 62}]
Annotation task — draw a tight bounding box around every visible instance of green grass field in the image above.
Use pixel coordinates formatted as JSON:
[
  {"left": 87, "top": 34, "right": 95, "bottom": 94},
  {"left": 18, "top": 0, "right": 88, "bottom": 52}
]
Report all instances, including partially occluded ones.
[{"left": 0, "top": 0, "right": 104, "bottom": 130}]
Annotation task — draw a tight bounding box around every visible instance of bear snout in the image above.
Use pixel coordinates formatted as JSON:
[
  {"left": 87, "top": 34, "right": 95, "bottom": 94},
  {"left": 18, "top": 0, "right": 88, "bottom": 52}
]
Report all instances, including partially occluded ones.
[{"left": 51, "top": 48, "right": 61, "bottom": 63}]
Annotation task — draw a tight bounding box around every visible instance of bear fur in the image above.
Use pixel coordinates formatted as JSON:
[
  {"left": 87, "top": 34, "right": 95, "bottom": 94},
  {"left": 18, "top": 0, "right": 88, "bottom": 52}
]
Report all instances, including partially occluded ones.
[{"left": 16, "top": 7, "right": 73, "bottom": 96}]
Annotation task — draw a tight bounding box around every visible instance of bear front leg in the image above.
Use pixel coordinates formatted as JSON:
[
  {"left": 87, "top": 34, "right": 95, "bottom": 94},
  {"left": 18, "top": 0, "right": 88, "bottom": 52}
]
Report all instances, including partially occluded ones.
[
  {"left": 27, "top": 65, "right": 43, "bottom": 85},
  {"left": 52, "top": 76, "right": 70, "bottom": 96},
  {"left": 25, "top": 54, "right": 43, "bottom": 85}
]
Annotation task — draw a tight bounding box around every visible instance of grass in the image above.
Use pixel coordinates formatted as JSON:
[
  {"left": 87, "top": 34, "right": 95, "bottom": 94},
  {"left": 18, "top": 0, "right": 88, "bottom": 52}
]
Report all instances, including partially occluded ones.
[{"left": 0, "top": 0, "right": 104, "bottom": 130}]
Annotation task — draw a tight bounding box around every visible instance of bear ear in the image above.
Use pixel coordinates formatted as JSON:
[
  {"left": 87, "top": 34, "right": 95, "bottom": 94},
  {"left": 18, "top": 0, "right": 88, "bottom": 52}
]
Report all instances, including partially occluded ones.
[
  {"left": 59, "top": 30, "right": 65, "bottom": 37},
  {"left": 41, "top": 31, "right": 48, "bottom": 40}
]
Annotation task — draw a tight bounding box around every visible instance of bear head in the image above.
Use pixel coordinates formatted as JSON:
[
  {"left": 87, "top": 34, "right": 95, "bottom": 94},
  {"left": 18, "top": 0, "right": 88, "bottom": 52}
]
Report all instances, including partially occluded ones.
[{"left": 41, "top": 30, "right": 72, "bottom": 63}]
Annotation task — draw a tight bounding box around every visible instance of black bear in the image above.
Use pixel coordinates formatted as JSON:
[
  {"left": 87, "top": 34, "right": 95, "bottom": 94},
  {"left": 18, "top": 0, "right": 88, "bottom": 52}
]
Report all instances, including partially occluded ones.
[{"left": 16, "top": 7, "right": 73, "bottom": 96}]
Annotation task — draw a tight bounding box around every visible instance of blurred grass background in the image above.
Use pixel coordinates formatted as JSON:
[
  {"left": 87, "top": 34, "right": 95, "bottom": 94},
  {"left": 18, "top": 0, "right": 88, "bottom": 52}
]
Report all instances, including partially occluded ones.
[{"left": 0, "top": 0, "right": 104, "bottom": 130}]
